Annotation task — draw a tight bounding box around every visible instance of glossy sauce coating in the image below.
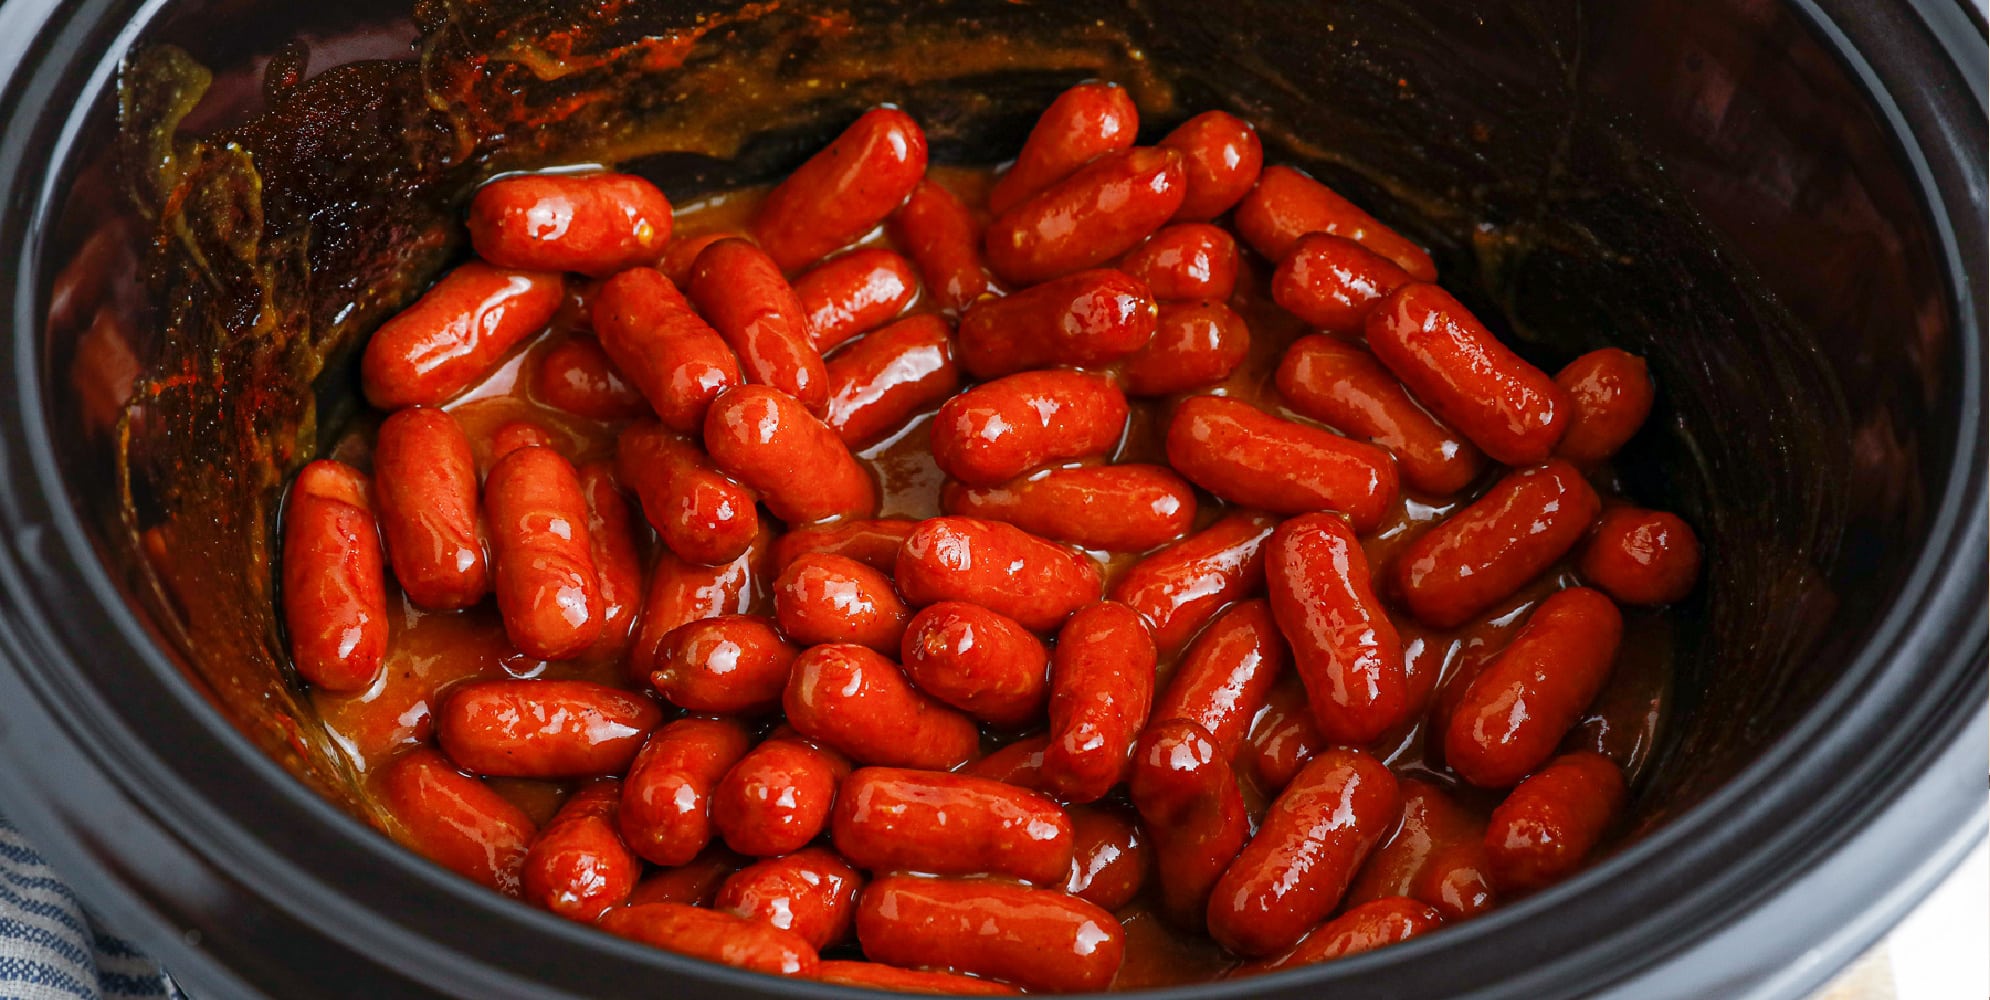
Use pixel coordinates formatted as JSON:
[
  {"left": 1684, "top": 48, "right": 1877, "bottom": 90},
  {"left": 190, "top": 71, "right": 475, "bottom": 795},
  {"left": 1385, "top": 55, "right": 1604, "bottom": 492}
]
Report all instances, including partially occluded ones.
[
  {"left": 888, "top": 179, "right": 994, "bottom": 313},
  {"left": 704, "top": 384, "right": 878, "bottom": 525},
  {"left": 754, "top": 107, "right": 929, "bottom": 272},
  {"left": 783, "top": 644, "right": 981, "bottom": 769},
  {"left": 483, "top": 445, "right": 604, "bottom": 660},
  {"left": 823, "top": 313, "right": 961, "bottom": 450},
  {"left": 1270, "top": 233, "right": 1413, "bottom": 337},
  {"left": 1166, "top": 395, "right": 1398, "bottom": 532},
  {"left": 522, "top": 779, "right": 638, "bottom": 921},
  {"left": 1120, "top": 300, "right": 1251, "bottom": 397},
  {"left": 772, "top": 552, "right": 911, "bottom": 653},
  {"left": 711, "top": 736, "right": 850, "bottom": 858},
  {"left": 1158, "top": 111, "right": 1264, "bottom": 222},
  {"left": 795, "top": 248, "right": 920, "bottom": 351},
  {"left": 1554, "top": 348, "right": 1655, "bottom": 465},
  {"left": 931, "top": 370, "right": 1129, "bottom": 487},
  {"left": 941, "top": 463, "right": 1197, "bottom": 553},
  {"left": 716, "top": 847, "right": 863, "bottom": 950},
  {"left": 616, "top": 420, "right": 759, "bottom": 566},
  {"left": 1118, "top": 224, "right": 1239, "bottom": 302},
  {"left": 1042, "top": 602, "right": 1158, "bottom": 803},
  {"left": 1444, "top": 587, "right": 1624, "bottom": 788},
  {"left": 1234, "top": 165, "right": 1436, "bottom": 282},
  {"left": 988, "top": 82, "right": 1139, "bottom": 217},
  {"left": 591, "top": 266, "right": 741, "bottom": 433},
  {"left": 281, "top": 460, "right": 388, "bottom": 693},
  {"left": 688, "top": 238, "right": 830, "bottom": 413},
  {"left": 468, "top": 173, "right": 671, "bottom": 277},
  {"left": 900, "top": 601, "right": 1051, "bottom": 726},
  {"left": 436, "top": 679, "right": 661, "bottom": 778},
  {"left": 1395, "top": 460, "right": 1601, "bottom": 628},
  {"left": 1579, "top": 506, "right": 1702, "bottom": 606},
  {"left": 1110, "top": 511, "right": 1278, "bottom": 656},
  {"left": 1234, "top": 897, "right": 1444, "bottom": 974},
  {"left": 1484, "top": 752, "right": 1626, "bottom": 892},
  {"left": 894, "top": 517, "right": 1104, "bottom": 632},
  {"left": 371, "top": 407, "right": 488, "bottom": 610},
  {"left": 1264, "top": 512, "right": 1410, "bottom": 744},
  {"left": 534, "top": 335, "right": 650, "bottom": 420},
  {"left": 956, "top": 268, "right": 1157, "bottom": 377},
  {"left": 649, "top": 615, "right": 798, "bottom": 714},
  {"left": 374, "top": 748, "right": 536, "bottom": 895},
  {"left": 1129, "top": 720, "right": 1252, "bottom": 928},
  {"left": 1151, "top": 598, "right": 1289, "bottom": 753},
  {"left": 857, "top": 876, "right": 1126, "bottom": 993},
  {"left": 832, "top": 767, "right": 1075, "bottom": 885},
  {"left": 619, "top": 718, "right": 753, "bottom": 867},
  {"left": 598, "top": 903, "right": 819, "bottom": 976},
  {"left": 986, "top": 147, "right": 1186, "bottom": 286},
  {"left": 361, "top": 262, "right": 564, "bottom": 409},
  {"left": 1277, "top": 334, "right": 1487, "bottom": 496}
]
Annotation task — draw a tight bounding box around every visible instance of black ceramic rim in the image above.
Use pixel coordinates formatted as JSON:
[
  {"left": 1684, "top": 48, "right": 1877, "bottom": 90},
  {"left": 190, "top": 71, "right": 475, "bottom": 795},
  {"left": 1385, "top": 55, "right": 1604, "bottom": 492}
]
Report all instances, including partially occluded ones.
[{"left": 0, "top": 1, "right": 1982, "bottom": 998}]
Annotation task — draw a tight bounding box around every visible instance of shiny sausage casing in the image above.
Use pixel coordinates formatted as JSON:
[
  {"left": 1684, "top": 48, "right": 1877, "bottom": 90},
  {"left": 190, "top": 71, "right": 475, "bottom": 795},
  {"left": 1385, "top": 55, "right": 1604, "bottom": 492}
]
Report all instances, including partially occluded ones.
[
  {"left": 831, "top": 767, "right": 1075, "bottom": 884},
  {"left": 1554, "top": 347, "right": 1655, "bottom": 465},
  {"left": 374, "top": 748, "right": 535, "bottom": 895},
  {"left": 592, "top": 267, "right": 741, "bottom": 434},
  {"left": 1444, "top": 587, "right": 1623, "bottom": 788},
  {"left": 986, "top": 146, "right": 1187, "bottom": 286},
  {"left": 521, "top": 779, "right": 638, "bottom": 922},
  {"left": 940, "top": 463, "right": 1197, "bottom": 553},
  {"left": 598, "top": 902, "right": 819, "bottom": 976},
  {"left": 823, "top": 314, "right": 959, "bottom": 450},
  {"left": 895, "top": 517, "right": 1104, "bottom": 632},
  {"left": 900, "top": 601, "right": 1050, "bottom": 726},
  {"left": 956, "top": 268, "right": 1157, "bottom": 377},
  {"left": 1395, "top": 460, "right": 1601, "bottom": 628},
  {"left": 1064, "top": 804, "right": 1150, "bottom": 912},
  {"left": 578, "top": 462, "right": 644, "bottom": 657},
  {"left": 1119, "top": 300, "right": 1252, "bottom": 397},
  {"left": 615, "top": 420, "right": 758, "bottom": 567},
  {"left": 704, "top": 384, "right": 878, "bottom": 525},
  {"left": 372, "top": 407, "right": 488, "bottom": 611},
  {"left": 1118, "top": 223, "right": 1240, "bottom": 301},
  {"left": 1484, "top": 751, "right": 1626, "bottom": 892},
  {"left": 1109, "top": 510, "right": 1277, "bottom": 655},
  {"left": 1158, "top": 110, "right": 1264, "bottom": 222},
  {"left": 931, "top": 370, "right": 1128, "bottom": 487},
  {"left": 1234, "top": 165, "right": 1436, "bottom": 282},
  {"left": 716, "top": 847, "right": 863, "bottom": 950},
  {"left": 1236, "top": 897, "right": 1444, "bottom": 974},
  {"left": 856, "top": 875, "right": 1125, "bottom": 994},
  {"left": 282, "top": 460, "right": 389, "bottom": 693},
  {"left": 618, "top": 717, "right": 753, "bottom": 867},
  {"left": 1151, "top": 597, "right": 1289, "bottom": 753},
  {"left": 1270, "top": 233, "right": 1413, "bottom": 336},
  {"left": 753, "top": 107, "right": 928, "bottom": 272},
  {"left": 483, "top": 445, "right": 604, "bottom": 660},
  {"left": 1166, "top": 394, "right": 1398, "bottom": 531},
  {"left": 535, "top": 335, "right": 649, "bottom": 421},
  {"left": 468, "top": 172, "right": 671, "bottom": 276},
  {"left": 649, "top": 614, "right": 798, "bottom": 715},
  {"left": 794, "top": 247, "right": 920, "bottom": 352},
  {"left": 711, "top": 736, "right": 850, "bottom": 857},
  {"left": 688, "top": 238, "right": 830, "bottom": 414},
  {"left": 1277, "top": 334, "right": 1487, "bottom": 496},
  {"left": 782, "top": 643, "right": 981, "bottom": 769},
  {"left": 1128, "top": 719, "right": 1251, "bottom": 928},
  {"left": 988, "top": 81, "right": 1139, "bottom": 217},
  {"left": 361, "top": 262, "right": 564, "bottom": 409},
  {"left": 1042, "top": 601, "right": 1158, "bottom": 803},
  {"left": 887, "top": 179, "right": 994, "bottom": 313},
  {"left": 771, "top": 518, "right": 916, "bottom": 574},
  {"left": 436, "top": 679, "right": 661, "bottom": 778},
  {"left": 1578, "top": 506, "right": 1701, "bottom": 606},
  {"left": 1265, "top": 512, "right": 1410, "bottom": 744},
  {"left": 772, "top": 552, "right": 911, "bottom": 653}
]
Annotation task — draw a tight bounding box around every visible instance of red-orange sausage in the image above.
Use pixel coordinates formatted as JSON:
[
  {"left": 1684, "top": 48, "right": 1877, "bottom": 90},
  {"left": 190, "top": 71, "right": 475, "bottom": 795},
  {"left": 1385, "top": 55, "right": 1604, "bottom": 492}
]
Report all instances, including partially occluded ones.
[
  {"left": 688, "top": 238, "right": 830, "bottom": 414},
  {"left": 592, "top": 267, "right": 742, "bottom": 433},
  {"left": 371, "top": 407, "right": 487, "bottom": 611},
  {"left": 1234, "top": 165, "right": 1436, "bottom": 282},
  {"left": 832, "top": 767, "right": 1075, "bottom": 885},
  {"left": 1244, "top": 673, "right": 1325, "bottom": 793},
  {"left": 626, "top": 845, "right": 745, "bottom": 908},
  {"left": 753, "top": 107, "right": 928, "bottom": 272},
  {"left": 1277, "top": 334, "right": 1487, "bottom": 496},
  {"left": 598, "top": 902, "right": 819, "bottom": 976},
  {"left": 710, "top": 736, "right": 850, "bottom": 857},
  {"left": 941, "top": 463, "right": 1197, "bottom": 553},
  {"left": 1366, "top": 283, "right": 1568, "bottom": 466},
  {"left": 704, "top": 384, "right": 877, "bottom": 525},
  {"left": 901, "top": 601, "right": 1050, "bottom": 726},
  {"left": 618, "top": 717, "right": 753, "bottom": 866},
  {"left": 630, "top": 528, "right": 770, "bottom": 680},
  {"left": 717, "top": 847, "right": 863, "bottom": 950},
  {"left": 783, "top": 644, "right": 981, "bottom": 769},
  {"left": 986, "top": 147, "right": 1186, "bottom": 286},
  {"left": 577, "top": 461, "right": 644, "bottom": 657},
  {"left": 1109, "top": 511, "right": 1278, "bottom": 656},
  {"left": 615, "top": 420, "right": 758, "bottom": 566},
  {"left": 1345, "top": 777, "right": 1494, "bottom": 920},
  {"left": 794, "top": 248, "right": 919, "bottom": 352},
  {"left": 856, "top": 876, "right": 1124, "bottom": 994},
  {"left": 374, "top": 748, "right": 536, "bottom": 895},
  {"left": 1064, "top": 804, "right": 1149, "bottom": 912},
  {"left": 1118, "top": 224, "right": 1240, "bottom": 302},
  {"left": 930, "top": 370, "right": 1128, "bottom": 487},
  {"left": 988, "top": 81, "right": 1139, "bottom": 217},
  {"left": 773, "top": 552, "right": 911, "bottom": 653},
  {"left": 887, "top": 179, "right": 995, "bottom": 313},
  {"left": 437, "top": 679, "right": 661, "bottom": 778},
  {"left": 1151, "top": 598, "right": 1289, "bottom": 752},
  {"left": 1265, "top": 512, "right": 1411, "bottom": 743},
  {"left": 535, "top": 335, "right": 650, "bottom": 421},
  {"left": 823, "top": 314, "right": 960, "bottom": 450},
  {"left": 1119, "top": 300, "right": 1252, "bottom": 397},
  {"left": 1578, "top": 506, "right": 1701, "bottom": 606},
  {"left": 771, "top": 518, "right": 917, "bottom": 574},
  {"left": 522, "top": 779, "right": 639, "bottom": 922},
  {"left": 483, "top": 446, "right": 604, "bottom": 660},
  {"left": 956, "top": 268, "right": 1157, "bottom": 377},
  {"left": 1166, "top": 395, "right": 1398, "bottom": 531},
  {"left": 1554, "top": 348, "right": 1655, "bottom": 465},
  {"left": 361, "top": 262, "right": 564, "bottom": 409},
  {"left": 660, "top": 232, "right": 737, "bottom": 287},
  {"left": 1395, "top": 460, "right": 1601, "bottom": 628},
  {"left": 895, "top": 517, "right": 1104, "bottom": 632},
  {"left": 468, "top": 172, "right": 671, "bottom": 276},
  {"left": 1042, "top": 602, "right": 1157, "bottom": 803},
  {"left": 1484, "top": 751, "right": 1626, "bottom": 892},
  {"left": 282, "top": 460, "right": 388, "bottom": 693},
  {"left": 1159, "top": 110, "right": 1264, "bottom": 222},
  {"left": 1207, "top": 748, "right": 1400, "bottom": 957},
  {"left": 1445, "top": 587, "right": 1623, "bottom": 787},
  {"left": 814, "top": 962, "right": 1018, "bottom": 994},
  {"left": 650, "top": 614, "right": 798, "bottom": 715},
  {"left": 962, "top": 733, "right": 1052, "bottom": 791},
  {"left": 489, "top": 420, "right": 556, "bottom": 463},
  {"left": 1271, "top": 233, "right": 1413, "bottom": 336},
  {"left": 1128, "top": 719, "right": 1251, "bottom": 927},
  {"left": 1235, "top": 897, "right": 1444, "bottom": 974}
]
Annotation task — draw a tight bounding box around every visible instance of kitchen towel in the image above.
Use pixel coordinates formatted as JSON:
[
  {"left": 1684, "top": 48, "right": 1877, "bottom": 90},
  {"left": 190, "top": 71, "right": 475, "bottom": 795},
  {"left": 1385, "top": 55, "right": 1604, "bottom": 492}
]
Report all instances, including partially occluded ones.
[{"left": 0, "top": 815, "right": 181, "bottom": 1000}]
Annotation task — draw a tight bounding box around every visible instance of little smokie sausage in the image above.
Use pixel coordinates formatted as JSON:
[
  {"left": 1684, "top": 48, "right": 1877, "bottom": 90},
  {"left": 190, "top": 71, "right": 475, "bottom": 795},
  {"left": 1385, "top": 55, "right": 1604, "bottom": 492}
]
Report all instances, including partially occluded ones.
[
  {"left": 371, "top": 406, "right": 487, "bottom": 610},
  {"left": 1244, "top": 673, "right": 1326, "bottom": 793},
  {"left": 627, "top": 846, "right": 746, "bottom": 908},
  {"left": 1234, "top": 897, "right": 1444, "bottom": 974},
  {"left": 1119, "top": 300, "right": 1252, "bottom": 397},
  {"left": 437, "top": 679, "right": 661, "bottom": 778},
  {"left": 940, "top": 463, "right": 1197, "bottom": 553},
  {"left": 361, "top": 262, "right": 563, "bottom": 409},
  {"left": 900, "top": 601, "right": 1051, "bottom": 726},
  {"left": 374, "top": 748, "right": 535, "bottom": 895},
  {"left": 1578, "top": 506, "right": 1702, "bottom": 606},
  {"left": 282, "top": 460, "right": 388, "bottom": 693},
  {"left": 716, "top": 847, "right": 863, "bottom": 950},
  {"left": 534, "top": 335, "right": 649, "bottom": 421},
  {"left": 986, "top": 146, "right": 1187, "bottom": 286},
  {"left": 615, "top": 420, "right": 758, "bottom": 567},
  {"left": 1277, "top": 334, "right": 1487, "bottom": 496},
  {"left": 687, "top": 238, "right": 830, "bottom": 413},
  {"left": 1345, "top": 777, "right": 1494, "bottom": 921},
  {"left": 618, "top": 717, "right": 753, "bottom": 866},
  {"left": 598, "top": 903, "right": 818, "bottom": 977},
  {"left": 1129, "top": 719, "right": 1251, "bottom": 928},
  {"left": 1270, "top": 233, "right": 1412, "bottom": 336},
  {"left": 988, "top": 81, "right": 1139, "bottom": 217},
  {"left": 956, "top": 268, "right": 1157, "bottom": 377},
  {"left": 887, "top": 179, "right": 994, "bottom": 313},
  {"left": 522, "top": 779, "right": 639, "bottom": 922},
  {"left": 1264, "top": 512, "right": 1411, "bottom": 744},
  {"left": 1366, "top": 283, "right": 1568, "bottom": 466},
  {"left": 831, "top": 767, "right": 1075, "bottom": 885},
  {"left": 577, "top": 462, "right": 644, "bottom": 657},
  {"left": 1207, "top": 748, "right": 1400, "bottom": 957},
  {"left": 1484, "top": 751, "right": 1626, "bottom": 892},
  {"left": 630, "top": 529, "right": 771, "bottom": 681},
  {"left": 823, "top": 313, "right": 960, "bottom": 450},
  {"left": 931, "top": 370, "right": 1128, "bottom": 487},
  {"left": 1444, "top": 587, "right": 1624, "bottom": 787},
  {"left": 1150, "top": 597, "right": 1289, "bottom": 753},
  {"left": 592, "top": 267, "right": 741, "bottom": 433},
  {"left": 1395, "top": 460, "right": 1601, "bottom": 628},
  {"left": 1234, "top": 165, "right": 1436, "bottom": 281},
  {"left": 1118, "top": 223, "right": 1239, "bottom": 301},
  {"left": 1109, "top": 511, "right": 1277, "bottom": 655},
  {"left": 753, "top": 107, "right": 928, "bottom": 272},
  {"left": 772, "top": 552, "right": 911, "bottom": 652},
  {"left": 856, "top": 876, "right": 1125, "bottom": 993},
  {"left": 1041, "top": 601, "right": 1157, "bottom": 803},
  {"left": 1554, "top": 347, "right": 1655, "bottom": 465},
  {"left": 794, "top": 248, "right": 919, "bottom": 352},
  {"left": 1165, "top": 395, "right": 1398, "bottom": 531},
  {"left": 483, "top": 446, "right": 604, "bottom": 660},
  {"left": 1064, "top": 804, "right": 1150, "bottom": 912},
  {"left": 704, "top": 384, "right": 877, "bottom": 524},
  {"left": 895, "top": 517, "right": 1104, "bottom": 632},
  {"left": 1159, "top": 110, "right": 1264, "bottom": 222},
  {"left": 468, "top": 172, "right": 671, "bottom": 276},
  {"left": 783, "top": 644, "right": 981, "bottom": 769},
  {"left": 710, "top": 735, "right": 850, "bottom": 857},
  {"left": 649, "top": 615, "right": 798, "bottom": 715},
  {"left": 772, "top": 518, "right": 917, "bottom": 574}
]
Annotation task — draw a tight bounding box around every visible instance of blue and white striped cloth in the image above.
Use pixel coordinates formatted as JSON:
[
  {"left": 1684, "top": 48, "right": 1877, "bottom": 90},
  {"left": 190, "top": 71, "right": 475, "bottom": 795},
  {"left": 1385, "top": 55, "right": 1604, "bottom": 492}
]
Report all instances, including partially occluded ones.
[{"left": 0, "top": 816, "right": 182, "bottom": 1000}]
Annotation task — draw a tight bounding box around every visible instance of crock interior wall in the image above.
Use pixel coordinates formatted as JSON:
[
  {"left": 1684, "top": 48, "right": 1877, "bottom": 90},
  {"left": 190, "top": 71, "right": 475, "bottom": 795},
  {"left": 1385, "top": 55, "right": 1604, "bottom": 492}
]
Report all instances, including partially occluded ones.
[{"left": 39, "top": 0, "right": 1955, "bottom": 842}]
